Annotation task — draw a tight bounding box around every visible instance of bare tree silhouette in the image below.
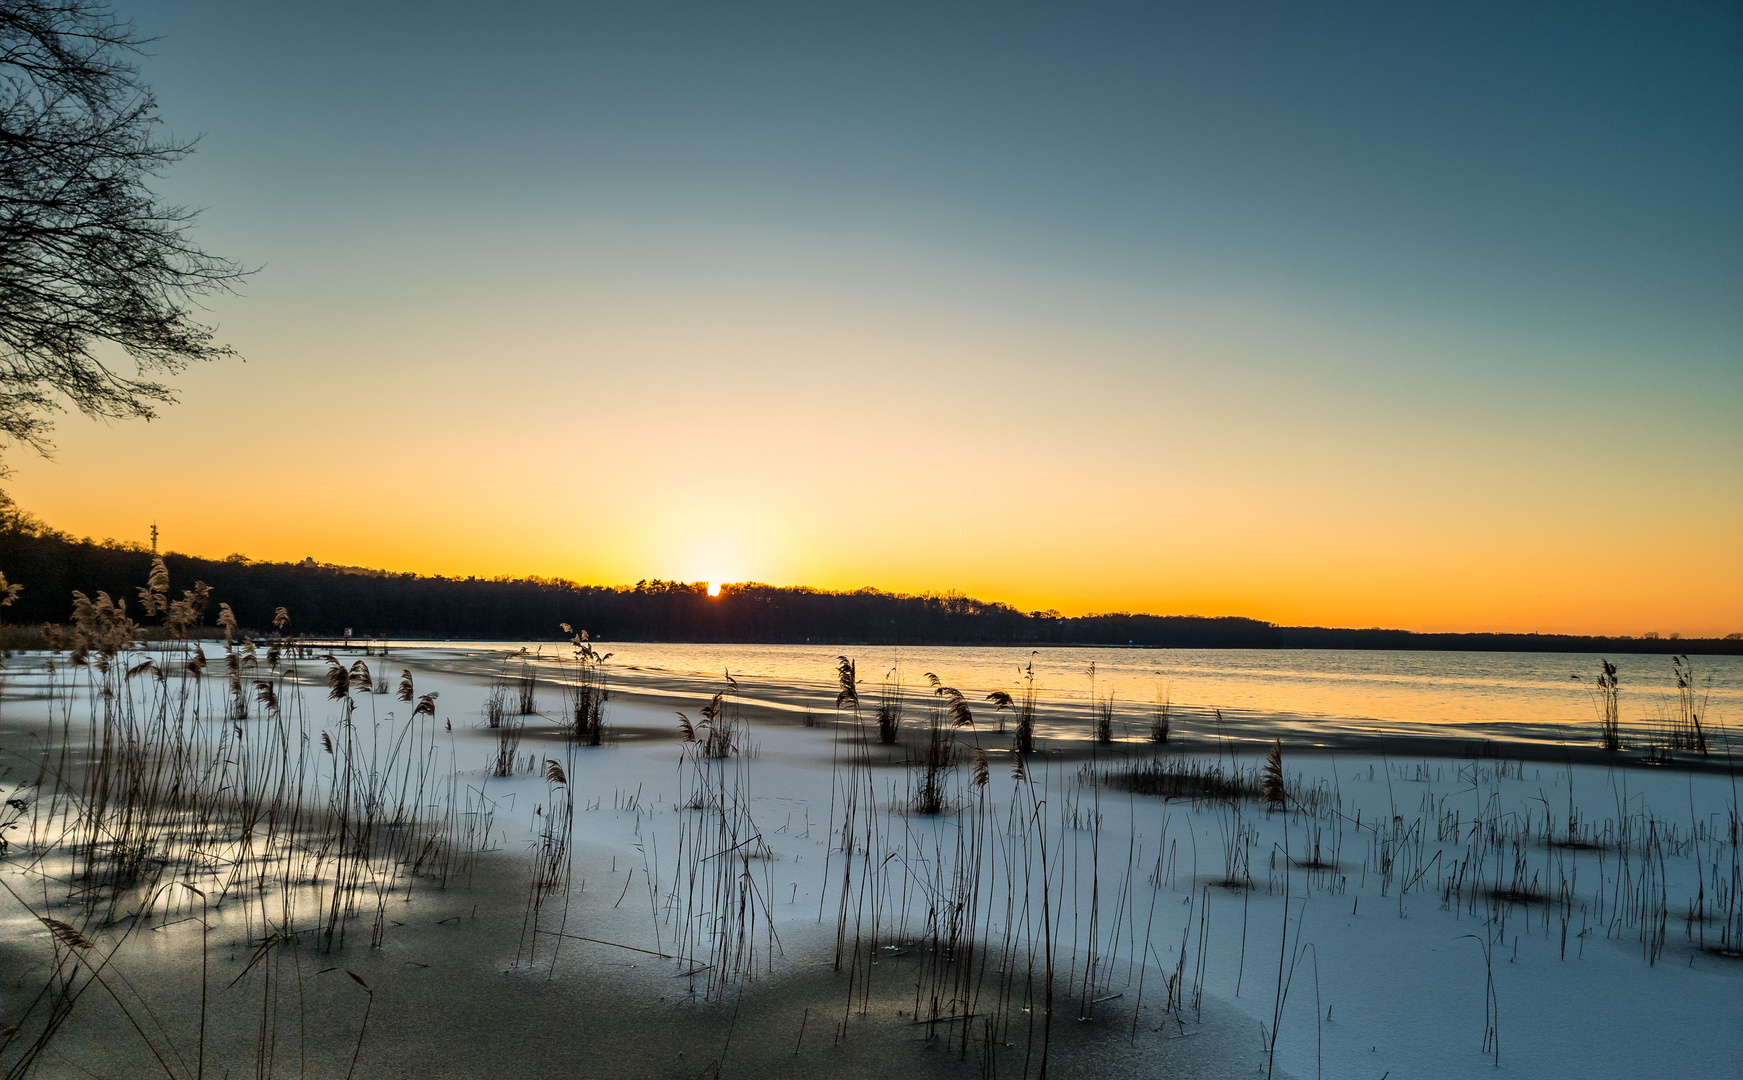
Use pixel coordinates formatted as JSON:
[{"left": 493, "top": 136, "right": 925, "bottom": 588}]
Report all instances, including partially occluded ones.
[{"left": 0, "top": 0, "right": 247, "bottom": 458}]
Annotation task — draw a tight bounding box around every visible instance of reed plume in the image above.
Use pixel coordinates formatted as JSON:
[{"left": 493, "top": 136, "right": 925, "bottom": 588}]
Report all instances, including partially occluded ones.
[
  {"left": 683, "top": 686, "right": 737, "bottom": 758},
  {"left": 836, "top": 656, "right": 858, "bottom": 708},
  {"left": 226, "top": 647, "right": 248, "bottom": 719},
  {"left": 985, "top": 687, "right": 1013, "bottom": 735},
  {"left": 70, "top": 590, "right": 136, "bottom": 656},
  {"left": 135, "top": 555, "right": 168, "bottom": 616},
  {"left": 324, "top": 656, "right": 349, "bottom": 700},
  {"left": 1261, "top": 740, "right": 1286, "bottom": 808},
  {"left": 165, "top": 580, "right": 210, "bottom": 639},
  {"left": 926, "top": 674, "right": 976, "bottom": 728}
]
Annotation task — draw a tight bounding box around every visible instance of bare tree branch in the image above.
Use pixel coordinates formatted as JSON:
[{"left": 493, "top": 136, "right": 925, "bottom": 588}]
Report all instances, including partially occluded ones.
[{"left": 0, "top": 0, "right": 248, "bottom": 459}]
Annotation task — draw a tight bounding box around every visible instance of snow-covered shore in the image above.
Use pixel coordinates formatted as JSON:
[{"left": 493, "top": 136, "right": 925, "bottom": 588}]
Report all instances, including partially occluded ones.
[{"left": 2, "top": 644, "right": 1737, "bottom": 1078}]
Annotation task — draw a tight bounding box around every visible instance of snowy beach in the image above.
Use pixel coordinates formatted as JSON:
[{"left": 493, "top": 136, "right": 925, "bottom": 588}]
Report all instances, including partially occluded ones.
[{"left": 1, "top": 642, "right": 1738, "bottom": 1079}]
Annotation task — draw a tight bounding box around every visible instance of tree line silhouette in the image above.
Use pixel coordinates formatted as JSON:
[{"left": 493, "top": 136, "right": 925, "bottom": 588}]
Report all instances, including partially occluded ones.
[{"left": 0, "top": 521, "right": 1736, "bottom": 654}]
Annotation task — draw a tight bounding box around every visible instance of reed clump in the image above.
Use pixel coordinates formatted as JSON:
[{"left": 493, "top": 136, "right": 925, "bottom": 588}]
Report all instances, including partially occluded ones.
[
  {"left": 492, "top": 714, "right": 525, "bottom": 777},
  {"left": 1110, "top": 755, "right": 1263, "bottom": 804},
  {"left": 516, "top": 655, "right": 539, "bottom": 715},
  {"left": 875, "top": 666, "right": 903, "bottom": 744},
  {"left": 1094, "top": 690, "right": 1115, "bottom": 744},
  {"left": 1573, "top": 660, "right": 1622, "bottom": 751},
  {"left": 677, "top": 689, "right": 736, "bottom": 761},
  {"left": 1597, "top": 660, "right": 1622, "bottom": 751},
  {"left": 912, "top": 675, "right": 975, "bottom": 814},
  {"left": 912, "top": 707, "right": 955, "bottom": 816},
  {"left": 1668, "top": 655, "right": 1709, "bottom": 755},
  {"left": 562, "top": 625, "right": 610, "bottom": 745},
  {"left": 0, "top": 567, "right": 484, "bottom": 1076},
  {"left": 1150, "top": 685, "right": 1172, "bottom": 743}
]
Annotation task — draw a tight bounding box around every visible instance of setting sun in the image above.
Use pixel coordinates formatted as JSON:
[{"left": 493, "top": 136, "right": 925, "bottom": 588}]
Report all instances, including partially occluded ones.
[{"left": 707, "top": 582, "right": 721, "bottom": 598}]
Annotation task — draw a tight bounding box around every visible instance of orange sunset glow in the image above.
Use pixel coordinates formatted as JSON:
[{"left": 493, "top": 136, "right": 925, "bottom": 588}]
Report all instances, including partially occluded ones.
[{"left": 2, "top": 2, "right": 1737, "bottom": 640}]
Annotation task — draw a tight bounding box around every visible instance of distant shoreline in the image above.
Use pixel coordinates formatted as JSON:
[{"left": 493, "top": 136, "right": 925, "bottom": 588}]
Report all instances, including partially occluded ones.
[
  {"left": 126, "top": 634, "right": 1743, "bottom": 657},
  {"left": 1, "top": 525, "right": 1736, "bottom": 652}
]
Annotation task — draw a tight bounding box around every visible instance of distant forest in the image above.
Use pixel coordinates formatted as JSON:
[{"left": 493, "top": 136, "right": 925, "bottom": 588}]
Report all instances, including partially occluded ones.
[{"left": 1, "top": 509, "right": 1737, "bottom": 655}]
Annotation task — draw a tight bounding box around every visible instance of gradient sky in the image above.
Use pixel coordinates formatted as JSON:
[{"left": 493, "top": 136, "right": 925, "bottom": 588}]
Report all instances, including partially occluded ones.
[{"left": 8, "top": 1, "right": 1740, "bottom": 635}]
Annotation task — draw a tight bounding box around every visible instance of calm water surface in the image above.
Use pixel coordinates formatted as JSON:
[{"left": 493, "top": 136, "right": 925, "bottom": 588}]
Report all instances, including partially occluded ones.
[{"left": 434, "top": 642, "right": 1742, "bottom": 746}]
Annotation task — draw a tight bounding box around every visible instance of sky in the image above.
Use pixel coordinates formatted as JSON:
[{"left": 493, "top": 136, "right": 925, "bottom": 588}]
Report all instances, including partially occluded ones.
[{"left": 7, "top": 1, "right": 1740, "bottom": 635}]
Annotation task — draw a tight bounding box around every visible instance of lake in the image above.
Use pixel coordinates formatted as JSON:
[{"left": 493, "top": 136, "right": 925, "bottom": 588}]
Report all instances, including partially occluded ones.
[{"left": 425, "top": 641, "right": 1743, "bottom": 749}]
